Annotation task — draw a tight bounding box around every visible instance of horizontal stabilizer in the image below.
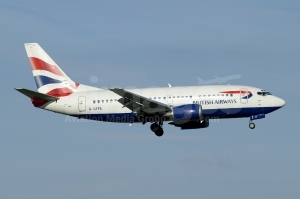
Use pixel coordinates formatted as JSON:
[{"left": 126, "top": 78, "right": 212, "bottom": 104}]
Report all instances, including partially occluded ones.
[{"left": 15, "top": 88, "right": 59, "bottom": 101}]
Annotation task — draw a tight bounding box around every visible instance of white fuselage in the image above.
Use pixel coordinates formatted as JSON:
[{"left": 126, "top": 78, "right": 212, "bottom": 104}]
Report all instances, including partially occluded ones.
[{"left": 42, "top": 84, "right": 284, "bottom": 123}]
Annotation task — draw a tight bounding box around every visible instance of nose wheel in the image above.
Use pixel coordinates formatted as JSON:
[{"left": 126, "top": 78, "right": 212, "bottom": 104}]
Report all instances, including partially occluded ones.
[
  {"left": 249, "top": 121, "right": 255, "bottom": 129},
  {"left": 248, "top": 114, "right": 265, "bottom": 129},
  {"left": 150, "top": 122, "right": 164, "bottom": 137}
]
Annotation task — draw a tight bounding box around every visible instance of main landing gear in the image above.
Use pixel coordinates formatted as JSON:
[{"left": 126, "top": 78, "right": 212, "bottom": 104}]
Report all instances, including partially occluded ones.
[{"left": 150, "top": 121, "right": 164, "bottom": 137}]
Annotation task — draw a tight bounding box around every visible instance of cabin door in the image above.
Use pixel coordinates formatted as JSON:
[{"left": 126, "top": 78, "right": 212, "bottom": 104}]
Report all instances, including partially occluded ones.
[
  {"left": 240, "top": 88, "right": 248, "bottom": 104},
  {"left": 78, "top": 96, "right": 86, "bottom": 112}
]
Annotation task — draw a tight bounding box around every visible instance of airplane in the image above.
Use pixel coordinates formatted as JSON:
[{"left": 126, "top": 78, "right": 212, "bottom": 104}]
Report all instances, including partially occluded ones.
[
  {"left": 15, "top": 43, "right": 285, "bottom": 137},
  {"left": 197, "top": 75, "right": 241, "bottom": 84}
]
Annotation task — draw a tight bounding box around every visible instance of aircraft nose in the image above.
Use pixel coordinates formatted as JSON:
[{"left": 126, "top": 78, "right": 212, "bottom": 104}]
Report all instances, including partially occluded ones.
[{"left": 274, "top": 97, "right": 285, "bottom": 107}]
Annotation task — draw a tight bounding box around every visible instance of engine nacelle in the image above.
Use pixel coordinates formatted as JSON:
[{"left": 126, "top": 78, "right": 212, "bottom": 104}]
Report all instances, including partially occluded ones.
[
  {"left": 164, "top": 104, "right": 203, "bottom": 124},
  {"left": 169, "top": 120, "right": 209, "bottom": 129}
]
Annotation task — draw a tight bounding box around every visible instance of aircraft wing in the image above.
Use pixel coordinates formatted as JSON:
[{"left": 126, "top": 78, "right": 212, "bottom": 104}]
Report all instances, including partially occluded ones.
[{"left": 109, "top": 88, "right": 172, "bottom": 114}]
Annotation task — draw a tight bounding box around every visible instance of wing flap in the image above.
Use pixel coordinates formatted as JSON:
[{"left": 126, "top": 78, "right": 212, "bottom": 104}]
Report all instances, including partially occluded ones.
[{"left": 118, "top": 98, "right": 140, "bottom": 110}]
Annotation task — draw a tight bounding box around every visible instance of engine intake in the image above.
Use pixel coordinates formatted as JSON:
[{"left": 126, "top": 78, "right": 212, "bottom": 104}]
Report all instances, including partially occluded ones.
[{"left": 164, "top": 104, "right": 203, "bottom": 124}]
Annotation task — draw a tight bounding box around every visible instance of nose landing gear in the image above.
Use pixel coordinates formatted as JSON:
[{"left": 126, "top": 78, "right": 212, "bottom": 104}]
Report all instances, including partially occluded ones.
[{"left": 249, "top": 114, "right": 265, "bottom": 129}]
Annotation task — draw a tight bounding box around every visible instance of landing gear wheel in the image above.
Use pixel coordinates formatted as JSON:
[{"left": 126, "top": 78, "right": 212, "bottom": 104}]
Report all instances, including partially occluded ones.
[
  {"left": 249, "top": 122, "right": 255, "bottom": 129},
  {"left": 150, "top": 122, "right": 164, "bottom": 137},
  {"left": 154, "top": 127, "right": 164, "bottom": 137},
  {"left": 150, "top": 123, "right": 159, "bottom": 132}
]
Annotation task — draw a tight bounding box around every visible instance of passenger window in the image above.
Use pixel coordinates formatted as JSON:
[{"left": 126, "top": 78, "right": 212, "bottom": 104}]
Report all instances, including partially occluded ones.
[
  {"left": 102, "top": 100, "right": 104, "bottom": 103},
  {"left": 217, "top": 94, "right": 220, "bottom": 96},
  {"left": 190, "top": 96, "right": 192, "bottom": 98},
  {"left": 97, "top": 100, "right": 100, "bottom": 103},
  {"left": 93, "top": 100, "right": 95, "bottom": 104},
  {"left": 158, "top": 97, "right": 161, "bottom": 99},
  {"left": 163, "top": 97, "right": 166, "bottom": 100},
  {"left": 154, "top": 97, "right": 156, "bottom": 99},
  {"left": 230, "top": 94, "right": 233, "bottom": 97},
  {"left": 226, "top": 94, "right": 228, "bottom": 96},
  {"left": 106, "top": 100, "right": 108, "bottom": 103}
]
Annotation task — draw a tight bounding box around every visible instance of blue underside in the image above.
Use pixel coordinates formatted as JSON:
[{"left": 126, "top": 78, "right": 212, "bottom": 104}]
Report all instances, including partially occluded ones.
[{"left": 72, "top": 106, "right": 281, "bottom": 123}]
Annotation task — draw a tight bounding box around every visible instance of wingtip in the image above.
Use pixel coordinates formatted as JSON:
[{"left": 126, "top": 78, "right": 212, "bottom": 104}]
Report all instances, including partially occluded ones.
[
  {"left": 109, "top": 87, "right": 122, "bottom": 90},
  {"left": 24, "top": 43, "right": 39, "bottom": 45}
]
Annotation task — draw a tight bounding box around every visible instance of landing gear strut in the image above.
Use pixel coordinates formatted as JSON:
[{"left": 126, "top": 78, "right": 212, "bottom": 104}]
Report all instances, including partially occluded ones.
[
  {"left": 150, "top": 122, "right": 164, "bottom": 137},
  {"left": 248, "top": 114, "right": 265, "bottom": 129}
]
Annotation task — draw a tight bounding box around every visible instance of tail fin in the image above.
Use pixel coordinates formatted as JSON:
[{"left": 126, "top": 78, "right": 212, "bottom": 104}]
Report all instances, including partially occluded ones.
[{"left": 24, "top": 43, "right": 79, "bottom": 97}]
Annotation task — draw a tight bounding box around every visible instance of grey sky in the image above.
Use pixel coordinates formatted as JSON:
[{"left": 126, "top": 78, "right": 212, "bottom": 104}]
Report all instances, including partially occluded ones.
[{"left": 1, "top": 1, "right": 299, "bottom": 199}]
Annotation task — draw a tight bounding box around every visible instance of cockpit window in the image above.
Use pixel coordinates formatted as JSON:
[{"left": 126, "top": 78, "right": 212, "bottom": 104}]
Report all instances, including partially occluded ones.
[{"left": 257, "top": 90, "right": 272, "bottom": 96}]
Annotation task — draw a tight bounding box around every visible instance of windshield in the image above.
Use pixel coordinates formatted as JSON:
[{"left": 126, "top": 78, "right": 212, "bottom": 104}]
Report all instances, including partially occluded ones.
[{"left": 257, "top": 90, "right": 272, "bottom": 96}]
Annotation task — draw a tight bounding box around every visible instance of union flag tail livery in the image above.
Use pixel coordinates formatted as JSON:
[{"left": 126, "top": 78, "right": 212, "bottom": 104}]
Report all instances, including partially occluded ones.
[
  {"left": 25, "top": 43, "right": 79, "bottom": 97},
  {"left": 16, "top": 43, "right": 285, "bottom": 137}
]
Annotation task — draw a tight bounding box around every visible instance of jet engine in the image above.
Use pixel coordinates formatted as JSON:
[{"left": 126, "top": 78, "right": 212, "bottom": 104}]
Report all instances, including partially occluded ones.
[
  {"left": 164, "top": 104, "right": 203, "bottom": 124},
  {"left": 169, "top": 120, "right": 209, "bottom": 129}
]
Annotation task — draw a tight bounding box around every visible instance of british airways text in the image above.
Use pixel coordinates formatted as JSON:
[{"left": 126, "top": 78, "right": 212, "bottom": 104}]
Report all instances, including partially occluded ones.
[{"left": 193, "top": 99, "right": 237, "bottom": 105}]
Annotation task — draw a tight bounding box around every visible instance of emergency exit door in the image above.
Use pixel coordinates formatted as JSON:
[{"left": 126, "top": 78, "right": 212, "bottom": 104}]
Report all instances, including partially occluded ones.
[{"left": 167, "top": 95, "right": 173, "bottom": 104}]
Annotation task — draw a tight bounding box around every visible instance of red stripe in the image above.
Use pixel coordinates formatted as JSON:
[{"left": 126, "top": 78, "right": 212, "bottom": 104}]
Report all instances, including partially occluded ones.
[
  {"left": 220, "top": 90, "right": 251, "bottom": 94},
  {"left": 29, "top": 57, "right": 64, "bottom": 76},
  {"left": 31, "top": 99, "right": 48, "bottom": 107},
  {"left": 31, "top": 87, "right": 74, "bottom": 107},
  {"left": 46, "top": 87, "right": 73, "bottom": 97}
]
